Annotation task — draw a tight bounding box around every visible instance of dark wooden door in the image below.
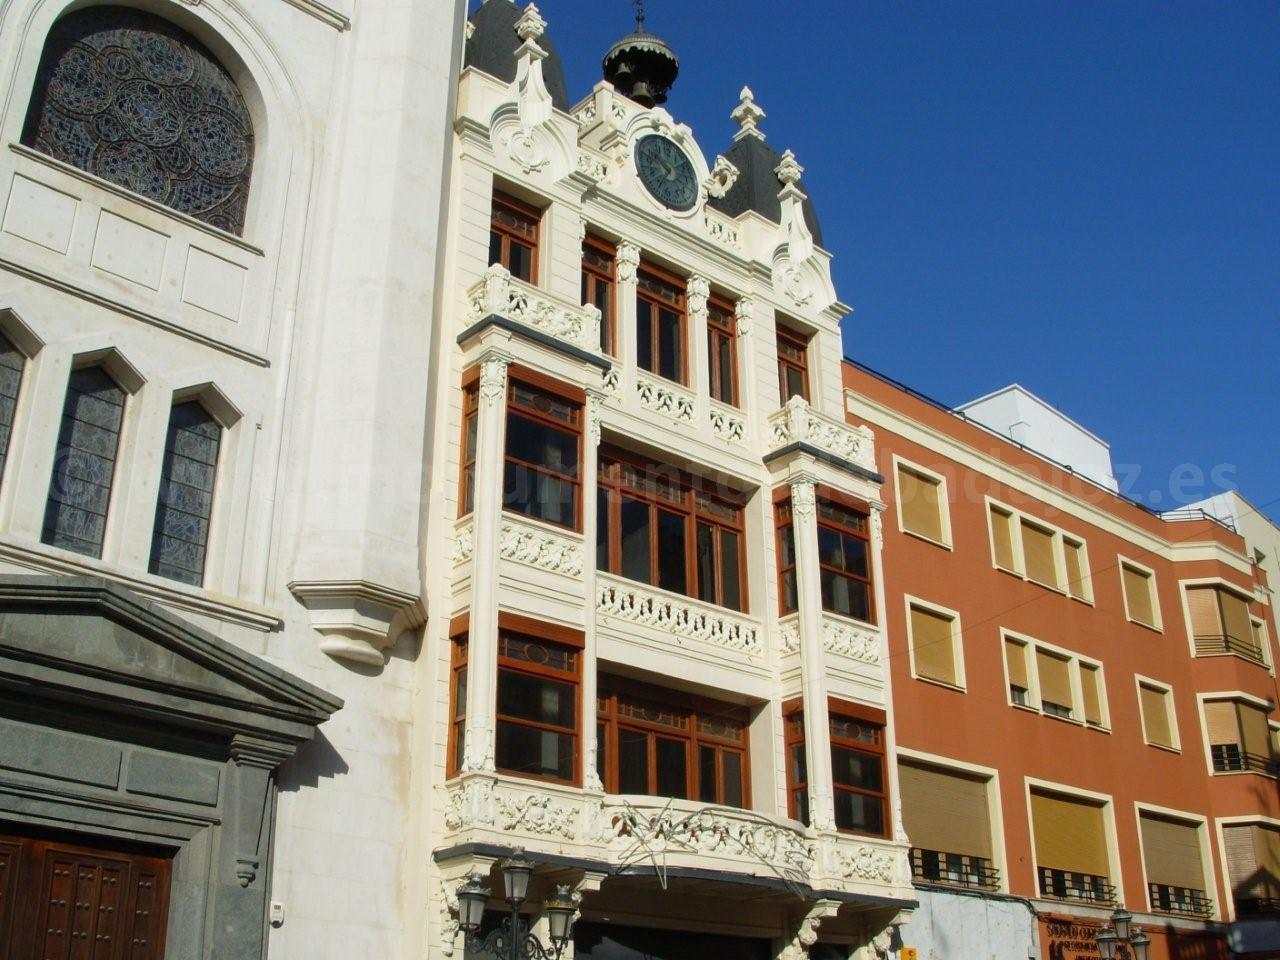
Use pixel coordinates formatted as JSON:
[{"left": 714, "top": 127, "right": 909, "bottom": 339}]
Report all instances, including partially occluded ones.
[{"left": 0, "top": 831, "right": 171, "bottom": 960}]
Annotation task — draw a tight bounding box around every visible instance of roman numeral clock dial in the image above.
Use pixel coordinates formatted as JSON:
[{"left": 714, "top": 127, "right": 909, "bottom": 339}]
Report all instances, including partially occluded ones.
[{"left": 635, "top": 134, "right": 699, "bottom": 212}]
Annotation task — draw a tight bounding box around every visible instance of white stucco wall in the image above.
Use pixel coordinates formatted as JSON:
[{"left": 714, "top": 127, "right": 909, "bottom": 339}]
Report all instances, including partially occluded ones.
[{"left": 895, "top": 889, "right": 1039, "bottom": 960}]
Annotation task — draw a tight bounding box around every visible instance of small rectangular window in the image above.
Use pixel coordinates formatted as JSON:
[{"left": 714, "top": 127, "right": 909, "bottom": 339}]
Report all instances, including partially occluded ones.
[
  {"left": 582, "top": 234, "right": 616, "bottom": 354},
  {"left": 458, "top": 386, "right": 478, "bottom": 517},
  {"left": 1079, "top": 662, "right": 1105, "bottom": 729},
  {"left": 816, "top": 496, "right": 874, "bottom": 623},
  {"left": 1036, "top": 648, "right": 1075, "bottom": 719},
  {"left": 776, "top": 325, "right": 810, "bottom": 403},
  {"left": 1140, "top": 813, "right": 1210, "bottom": 917},
  {"left": 783, "top": 707, "right": 808, "bottom": 825},
  {"left": 1122, "top": 562, "right": 1159, "bottom": 628},
  {"left": 909, "top": 602, "right": 960, "bottom": 687},
  {"left": 43, "top": 366, "right": 126, "bottom": 558},
  {"left": 900, "top": 761, "right": 997, "bottom": 890},
  {"left": 1222, "top": 823, "right": 1280, "bottom": 917},
  {"left": 1063, "top": 537, "right": 1089, "bottom": 601},
  {"left": 1021, "top": 520, "right": 1059, "bottom": 589},
  {"left": 989, "top": 504, "right": 1017, "bottom": 572},
  {"left": 149, "top": 402, "right": 221, "bottom": 586},
  {"left": 1004, "top": 637, "right": 1031, "bottom": 707},
  {"left": 830, "top": 709, "right": 887, "bottom": 837},
  {"left": 636, "top": 267, "right": 686, "bottom": 384},
  {"left": 1187, "top": 584, "right": 1261, "bottom": 661},
  {"left": 490, "top": 192, "right": 540, "bottom": 282},
  {"left": 1205, "top": 699, "right": 1272, "bottom": 774},
  {"left": 707, "top": 296, "right": 738, "bottom": 407},
  {"left": 1139, "top": 682, "right": 1176, "bottom": 750},
  {"left": 896, "top": 462, "right": 947, "bottom": 545},
  {"left": 494, "top": 632, "right": 580, "bottom": 784}
]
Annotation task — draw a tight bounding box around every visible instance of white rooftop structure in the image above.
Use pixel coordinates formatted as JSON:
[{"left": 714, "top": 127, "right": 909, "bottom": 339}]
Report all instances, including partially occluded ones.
[{"left": 955, "top": 383, "right": 1119, "bottom": 492}]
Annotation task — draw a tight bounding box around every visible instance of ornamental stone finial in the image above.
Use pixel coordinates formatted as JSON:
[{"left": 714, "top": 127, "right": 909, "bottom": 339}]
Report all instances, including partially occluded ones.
[
  {"left": 776, "top": 148, "right": 804, "bottom": 186},
  {"left": 516, "top": 3, "right": 546, "bottom": 41},
  {"left": 731, "top": 85, "right": 766, "bottom": 141}
]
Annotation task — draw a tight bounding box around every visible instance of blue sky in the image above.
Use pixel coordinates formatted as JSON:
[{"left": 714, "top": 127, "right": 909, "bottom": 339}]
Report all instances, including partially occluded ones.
[{"left": 537, "top": 1, "right": 1280, "bottom": 517}]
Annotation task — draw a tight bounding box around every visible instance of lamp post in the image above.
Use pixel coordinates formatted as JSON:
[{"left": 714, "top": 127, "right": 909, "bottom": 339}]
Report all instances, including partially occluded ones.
[
  {"left": 1094, "top": 905, "right": 1151, "bottom": 960},
  {"left": 455, "top": 853, "right": 578, "bottom": 960}
]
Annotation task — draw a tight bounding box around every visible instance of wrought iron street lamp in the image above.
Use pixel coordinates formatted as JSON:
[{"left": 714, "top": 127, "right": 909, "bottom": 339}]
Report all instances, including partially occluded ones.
[
  {"left": 456, "top": 853, "right": 578, "bottom": 960},
  {"left": 1094, "top": 905, "right": 1151, "bottom": 960}
]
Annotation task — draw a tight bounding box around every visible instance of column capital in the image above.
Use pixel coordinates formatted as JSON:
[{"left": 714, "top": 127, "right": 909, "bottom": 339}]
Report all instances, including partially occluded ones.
[
  {"left": 734, "top": 295, "right": 755, "bottom": 335},
  {"left": 616, "top": 241, "right": 641, "bottom": 282},
  {"left": 789, "top": 478, "right": 817, "bottom": 519},
  {"left": 686, "top": 274, "right": 710, "bottom": 321},
  {"left": 477, "top": 352, "right": 512, "bottom": 403},
  {"left": 586, "top": 389, "right": 607, "bottom": 447}
]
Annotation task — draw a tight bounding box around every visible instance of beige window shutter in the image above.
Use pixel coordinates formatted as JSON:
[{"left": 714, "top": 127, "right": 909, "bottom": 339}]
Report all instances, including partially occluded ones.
[
  {"left": 910, "top": 605, "right": 957, "bottom": 685},
  {"left": 1204, "top": 701, "right": 1240, "bottom": 746},
  {"left": 1186, "top": 586, "right": 1222, "bottom": 638},
  {"left": 1140, "top": 814, "right": 1205, "bottom": 891},
  {"left": 1064, "top": 540, "right": 1087, "bottom": 598},
  {"left": 1036, "top": 649, "right": 1074, "bottom": 711},
  {"left": 1031, "top": 791, "right": 1109, "bottom": 877},
  {"left": 1005, "top": 639, "right": 1029, "bottom": 690},
  {"left": 1139, "top": 684, "right": 1173, "bottom": 748},
  {"left": 1219, "top": 590, "right": 1255, "bottom": 649},
  {"left": 1021, "top": 521, "right": 1058, "bottom": 587},
  {"left": 1239, "top": 703, "right": 1272, "bottom": 760},
  {"left": 899, "top": 467, "right": 944, "bottom": 542},
  {"left": 1224, "top": 825, "right": 1261, "bottom": 895},
  {"left": 1080, "top": 664, "right": 1103, "bottom": 726},
  {"left": 899, "top": 762, "right": 992, "bottom": 858},
  {"left": 1123, "top": 566, "right": 1155, "bottom": 625},
  {"left": 990, "top": 507, "right": 1016, "bottom": 571}
]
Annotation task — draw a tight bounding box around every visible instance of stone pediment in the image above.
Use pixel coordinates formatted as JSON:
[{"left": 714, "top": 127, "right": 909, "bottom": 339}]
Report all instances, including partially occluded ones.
[{"left": 0, "top": 576, "right": 341, "bottom": 744}]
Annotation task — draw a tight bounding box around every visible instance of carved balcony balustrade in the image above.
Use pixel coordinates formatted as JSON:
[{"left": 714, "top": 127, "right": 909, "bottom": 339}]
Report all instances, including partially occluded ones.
[
  {"left": 466, "top": 263, "right": 603, "bottom": 356},
  {"left": 767, "top": 396, "right": 876, "bottom": 474}
]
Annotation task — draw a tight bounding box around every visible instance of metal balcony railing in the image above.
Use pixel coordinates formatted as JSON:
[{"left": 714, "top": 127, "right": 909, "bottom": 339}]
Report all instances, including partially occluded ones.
[
  {"left": 1037, "top": 866, "right": 1116, "bottom": 905},
  {"left": 1235, "top": 896, "right": 1280, "bottom": 917},
  {"left": 1211, "top": 744, "right": 1272, "bottom": 774},
  {"left": 910, "top": 848, "right": 1000, "bottom": 891},
  {"left": 1148, "top": 883, "right": 1213, "bottom": 917},
  {"left": 1194, "top": 633, "right": 1266, "bottom": 664}
]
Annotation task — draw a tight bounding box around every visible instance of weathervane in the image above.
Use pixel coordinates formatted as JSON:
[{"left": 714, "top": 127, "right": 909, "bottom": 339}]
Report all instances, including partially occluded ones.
[{"left": 634, "top": 0, "right": 645, "bottom": 32}]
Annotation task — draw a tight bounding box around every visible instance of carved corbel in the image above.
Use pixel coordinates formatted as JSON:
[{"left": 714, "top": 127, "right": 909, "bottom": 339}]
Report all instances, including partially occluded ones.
[
  {"left": 703, "top": 155, "right": 739, "bottom": 198},
  {"left": 290, "top": 580, "right": 427, "bottom": 667},
  {"left": 783, "top": 899, "right": 842, "bottom": 960},
  {"left": 228, "top": 735, "right": 293, "bottom": 889}
]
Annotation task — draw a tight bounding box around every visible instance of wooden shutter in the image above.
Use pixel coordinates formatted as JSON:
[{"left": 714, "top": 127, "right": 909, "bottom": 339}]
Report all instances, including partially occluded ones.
[
  {"left": 1080, "top": 664, "right": 1103, "bottom": 726},
  {"left": 1063, "top": 539, "right": 1087, "bottom": 598},
  {"left": 1252, "top": 619, "right": 1267, "bottom": 656},
  {"left": 1139, "top": 684, "right": 1173, "bottom": 748},
  {"left": 1140, "top": 814, "right": 1205, "bottom": 891},
  {"left": 1259, "top": 825, "right": 1280, "bottom": 899},
  {"left": 1021, "top": 521, "right": 1058, "bottom": 587},
  {"left": 1204, "top": 701, "right": 1240, "bottom": 746},
  {"left": 898, "top": 467, "right": 944, "bottom": 542},
  {"left": 1031, "top": 791, "right": 1109, "bottom": 876},
  {"left": 1219, "top": 590, "right": 1254, "bottom": 648},
  {"left": 1239, "top": 703, "right": 1272, "bottom": 759},
  {"left": 1123, "top": 565, "right": 1155, "bottom": 625},
  {"left": 1185, "top": 586, "right": 1221, "bottom": 638},
  {"left": 910, "top": 605, "right": 957, "bottom": 685},
  {"left": 1036, "top": 649, "right": 1073, "bottom": 711},
  {"left": 990, "top": 506, "right": 1016, "bottom": 570},
  {"left": 899, "top": 762, "right": 991, "bottom": 858},
  {"left": 1224, "top": 825, "right": 1261, "bottom": 896},
  {"left": 1005, "top": 638, "right": 1029, "bottom": 689}
]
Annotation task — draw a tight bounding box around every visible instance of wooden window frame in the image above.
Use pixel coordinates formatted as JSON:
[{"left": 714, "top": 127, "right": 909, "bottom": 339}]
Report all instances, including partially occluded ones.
[
  {"left": 783, "top": 698, "right": 807, "bottom": 825},
  {"left": 985, "top": 496, "right": 1092, "bottom": 603},
  {"left": 503, "top": 375, "right": 584, "bottom": 532},
  {"left": 447, "top": 635, "right": 469, "bottom": 778},
  {"left": 776, "top": 500, "right": 798, "bottom": 616},
  {"left": 582, "top": 233, "right": 616, "bottom": 355},
  {"left": 494, "top": 629, "right": 581, "bottom": 786},
  {"left": 707, "top": 294, "right": 739, "bottom": 407},
  {"left": 776, "top": 324, "right": 811, "bottom": 404},
  {"left": 815, "top": 490, "right": 875, "bottom": 625},
  {"left": 828, "top": 698, "right": 890, "bottom": 839},
  {"left": 597, "top": 446, "right": 748, "bottom": 611},
  {"left": 490, "top": 190, "right": 540, "bottom": 283},
  {"left": 596, "top": 676, "right": 751, "bottom": 807},
  {"left": 458, "top": 383, "right": 479, "bottom": 518},
  {"left": 635, "top": 262, "right": 688, "bottom": 385}
]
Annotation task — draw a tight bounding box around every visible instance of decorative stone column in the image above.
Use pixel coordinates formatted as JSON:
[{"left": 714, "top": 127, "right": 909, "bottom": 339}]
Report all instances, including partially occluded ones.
[
  {"left": 790, "top": 477, "right": 836, "bottom": 831},
  {"left": 581, "top": 390, "right": 605, "bottom": 790},
  {"left": 734, "top": 295, "right": 756, "bottom": 434},
  {"left": 687, "top": 275, "right": 710, "bottom": 421},
  {"left": 461, "top": 351, "right": 512, "bottom": 773},
  {"left": 615, "top": 242, "right": 640, "bottom": 395},
  {"left": 868, "top": 503, "right": 907, "bottom": 846}
]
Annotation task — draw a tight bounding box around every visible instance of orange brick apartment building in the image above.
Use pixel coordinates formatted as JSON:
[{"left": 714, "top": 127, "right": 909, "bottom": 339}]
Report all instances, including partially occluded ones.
[{"left": 844, "top": 361, "right": 1280, "bottom": 959}]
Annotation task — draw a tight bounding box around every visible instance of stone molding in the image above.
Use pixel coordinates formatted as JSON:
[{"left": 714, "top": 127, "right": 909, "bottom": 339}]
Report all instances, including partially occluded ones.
[
  {"left": 288, "top": 579, "right": 427, "bottom": 667},
  {"left": 467, "top": 265, "right": 601, "bottom": 353},
  {"left": 769, "top": 396, "right": 877, "bottom": 472},
  {"left": 597, "top": 575, "right": 762, "bottom": 655}
]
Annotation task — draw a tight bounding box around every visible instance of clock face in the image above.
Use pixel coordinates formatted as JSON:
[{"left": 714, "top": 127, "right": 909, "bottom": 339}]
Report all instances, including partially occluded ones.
[{"left": 635, "top": 135, "right": 699, "bottom": 212}]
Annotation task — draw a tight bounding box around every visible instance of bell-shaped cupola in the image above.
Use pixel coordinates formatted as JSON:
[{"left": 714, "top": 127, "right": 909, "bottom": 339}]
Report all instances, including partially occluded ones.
[{"left": 602, "top": 2, "right": 679, "bottom": 107}]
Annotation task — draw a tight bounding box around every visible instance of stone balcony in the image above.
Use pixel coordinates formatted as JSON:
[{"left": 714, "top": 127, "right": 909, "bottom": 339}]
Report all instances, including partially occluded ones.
[
  {"left": 438, "top": 772, "right": 913, "bottom": 900},
  {"left": 767, "top": 396, "right": 877, "bottom": 475},
  {"left": 465, "top": 263, "right": 602, "bottom": 356},
  {"left": 779, "top": 611, "right": 889, "bottom": 707}
]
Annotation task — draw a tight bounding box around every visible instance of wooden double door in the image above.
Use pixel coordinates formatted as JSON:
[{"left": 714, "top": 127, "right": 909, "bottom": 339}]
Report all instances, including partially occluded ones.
[{"left": 0, "top": 829, "right": 171, "bottom": 960}]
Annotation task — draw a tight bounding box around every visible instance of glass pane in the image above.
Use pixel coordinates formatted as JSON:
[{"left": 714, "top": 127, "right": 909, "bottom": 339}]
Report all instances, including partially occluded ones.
[
  {"left": 489, "top": 231, "right": 503, "bottom": 267},
  {"left": 831, "top": 745, "right": 883, "bottom": 792},
  {"left": 696, "top": 522, "right": 716, "bottom": 604},
  {"left": 620, "top": 497, "right": 651, "bottom": 583},
  {"left": 785, "top": 366, "right": 806, "bottom": 401},
  {"left": 715, "top": 334, "right": 734, "bottom": 404},
  {"left": 790, "top": 744, "right": 807, "bottom": 785},
  {"left": 794, "top": 788, "right": 810, "bottom": 826},
  {"left": 781, "top": 571, "right": 798, "bottom": 613},
  {"left": 507, "top": 241, "right": 533, "bottom": 281},
  {"left": 636, "top": 300, "right": 653, "bottom": 372},
  {"left": 722, "top": 751, "right": 744, "bottom": 808},
  {"left": 596, "top": 722, "right": 606, "bottom": 787},
  {"left": 618, "top": 729, "right": 648, "bottom": 793},
  {"left": 454, "top": 668, "right": 467, "bottom": 719},
  {"left": 496, "top": 721, "right": 573, "bottom": 780},
  {"left": 499, "top": 634, "right": 577, "bottom": 672},
  {"left": 657, "top": 509, "right": 686, "bottom": 594},
  {"left": 596, "top": 489, "right": 610, "bottom": 571},
  {"left": 699, "top": 746, "right": 717, "bottom": 803},
  {"left": 0, "top": 334, "right": 23, "bottom": 482},
  {"left": 822, "top": 573, "right": 871, "bottom": 621},
  {"left": 658, "top": 308, "right": 682, "bottom": 381},
  {"left": 497, "top": 670, "right": 575, "bottom": 728},
  {"left": 720, "top": 530, "right": 742, "bottom": 611},
  {"left": 656, "top": 737, "right": 688, "bottom": 798},
  {"left": 504, "top": 462, "right": 577, "bottom": 527},
  {"left": 453, "top": 720, "right": 465, "bottom": 771},
  {"left": 834, "top": 790, "right": 884, "bottom": 835},
  {"left": 150, "top": 402, "right": 221, "bottom": 585},
  {"left": 779, "top": 524, "right": 796, "bottom": 568}
]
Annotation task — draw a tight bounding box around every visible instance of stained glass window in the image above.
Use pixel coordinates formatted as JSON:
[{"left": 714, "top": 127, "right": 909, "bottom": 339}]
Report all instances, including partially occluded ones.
[
  {"left": 0, "top": 335, "right": 25, "bottom": 484},
  {"left": 21, "top": 6, "right": 255, "bottom": 235},
  {"left": 43, "top": 367, "right": 126, "bottom": 558},
  {"left": 149, "top": 402, "right": 220, "bottom": 585}
]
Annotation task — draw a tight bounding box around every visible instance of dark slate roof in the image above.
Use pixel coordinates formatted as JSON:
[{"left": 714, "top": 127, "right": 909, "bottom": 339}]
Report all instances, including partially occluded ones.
[
  {"left": 464, "top": 0, "right": 570, "bottom": 111},
  {"left": 707, "top": 136, "right": 824, "bottom": 249}
]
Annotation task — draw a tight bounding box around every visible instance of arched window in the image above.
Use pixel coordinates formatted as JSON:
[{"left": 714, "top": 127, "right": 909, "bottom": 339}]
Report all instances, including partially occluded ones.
[
  {"left": 22, "top": 6, "right": 255, "bottom": 235},
  {"left": 150, "top": 401, "right": 220, "bottom": 585}
]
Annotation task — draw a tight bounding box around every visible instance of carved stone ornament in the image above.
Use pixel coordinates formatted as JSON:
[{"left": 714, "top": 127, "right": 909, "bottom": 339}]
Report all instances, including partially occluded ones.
[
  {"left": 837, "top": 845, "right": 897, "bottom": 883},
  {"left": 452, "top": 523, "right": 475, "bottom": 563},
  {"left": 823, "top": 618, "right": 882, "bottom": 664},
  {"left": 686, "top": 275, "right": 710, "bottom": 322},
  {"left": 790, "top": 480, "right": 816, "bottom": 520},
  {"left": 616, "top": 242, "right": 641, "bottom": 283},
  {"left": 440, "top": 876, "right": 463, "bottom": 956},
  {"left": 778, "top": 619, "right": 800, "bottom": 653},
  {"left": 460, "top": 731, "right": 495, "bottom": 774},
  {"left": 470, "top": 264, "right": 600, "bottom": 352},
  {"left": 708, "top": 404, "right": 745, "bottom": 444},
  {"left": 586, "top": 390, "right": 606, "bottom": 446},
  {"left": 499, "top": 520, "right": 584, "bottom": 576},
  {"left": 775, "top": 148, "right": 804, "bottom": 186},
  {"left": 497, "top": 791, "right": 578, "bottom": 839},
  {"left": 731, "top": 85, "right": 766, "bottom": 141},
  {"left": 443, "top": 776, "right": 497, "bottom": 830},
  {"left": 515, "top": 3, "right": 546, "bottom": 41},
  {"left": 636, "top": 375, "right": 695, "bottom": 424},
  {"left": 478, "top": 355, "right": 510, "bottom": 403},
  {"left": 289, "top": 580, "right": 427, "bottom": 667},
  {"left": 702, "top": 154, "right": 739, "bottom": 199},
  {"left": 734, "top": 296, "right": 755, "bottom": 336},
  {"left": 597, "top": 578, "right": 763, "bottom": 655}
]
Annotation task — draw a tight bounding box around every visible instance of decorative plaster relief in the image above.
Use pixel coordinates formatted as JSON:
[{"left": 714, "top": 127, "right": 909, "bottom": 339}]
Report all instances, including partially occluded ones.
[
  {"left": 499, "top": 520, "right": 584, "bottom": 576},
  {"left": 468, "top": 265, "right": 599, "bottom": 352},
  {"left": 708, "top": 403, "right": 745, "bottom": 443},
  {"left": 822, "top": 617, "right": 881, "bottom": 664},
  {"left": 452, "top": 523, "right": 474, "bottom": 563},
  {"left": 769, "top": 396, "right": 876, "bottom": 471},
  {"left": 597, "top": 578, "right": 762, "bottom": 655},
  {"left": 636, "top": 374, "right": 695, "bottom": 424},
  {"left": 704, "top": 212, "right": 740, "bottom": 248},
  {"left": 496, "top": 791, "right": 578, "bottom": 839},
  {"left": 615, "top": 242, "right": 640, "bottom": 283}
]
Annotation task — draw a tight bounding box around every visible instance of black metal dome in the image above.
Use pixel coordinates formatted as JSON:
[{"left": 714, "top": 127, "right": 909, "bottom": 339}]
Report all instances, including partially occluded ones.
[{"left": 602, "top": 16, "right": 678, "bottom": 108}]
